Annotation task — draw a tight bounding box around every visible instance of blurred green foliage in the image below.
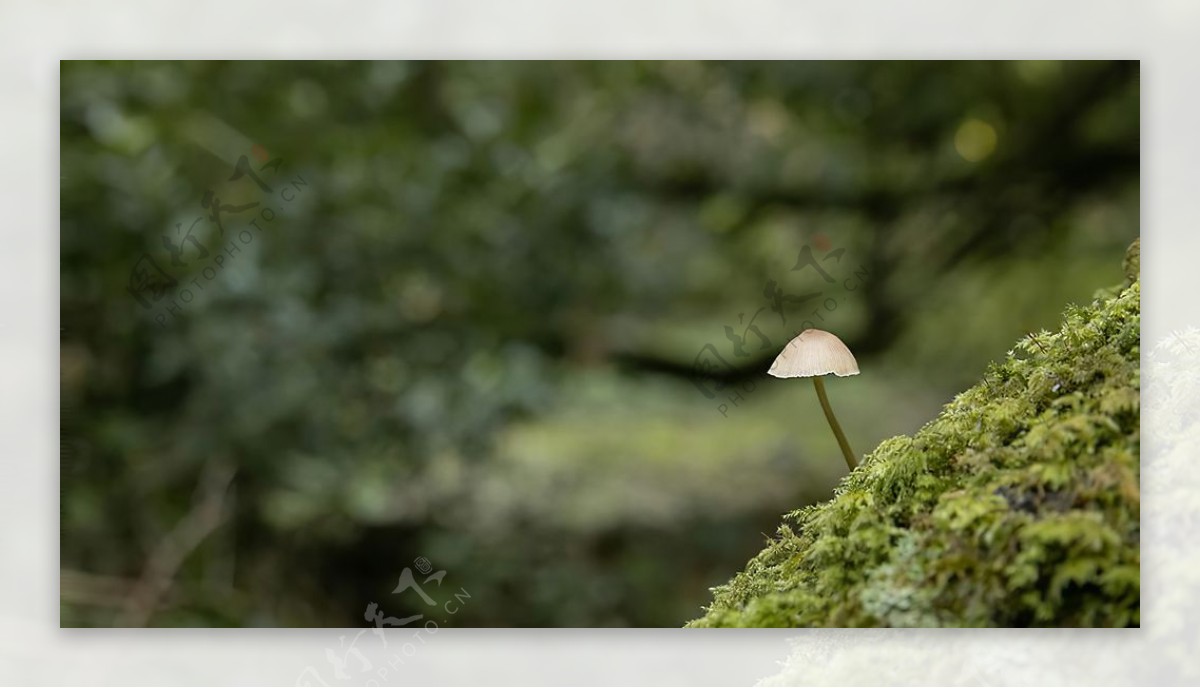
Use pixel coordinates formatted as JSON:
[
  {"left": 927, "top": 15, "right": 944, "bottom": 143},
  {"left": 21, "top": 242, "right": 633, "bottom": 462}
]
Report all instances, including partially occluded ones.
[{"left": 60, "top": 61, "right": 1138, "bottom": 627}]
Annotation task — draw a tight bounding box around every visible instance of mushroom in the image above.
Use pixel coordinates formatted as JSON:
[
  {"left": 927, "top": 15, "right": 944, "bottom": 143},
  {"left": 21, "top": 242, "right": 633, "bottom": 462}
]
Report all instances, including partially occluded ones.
[{"left": 768, "top": 328, "right": 860, "bottom": 471}]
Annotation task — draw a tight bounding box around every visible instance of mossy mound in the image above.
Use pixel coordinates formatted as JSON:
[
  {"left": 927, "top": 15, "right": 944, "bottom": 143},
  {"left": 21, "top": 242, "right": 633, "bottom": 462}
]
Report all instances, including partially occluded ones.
[{"left": 689, "top": 279, "right": 1140, "bottom": 628}]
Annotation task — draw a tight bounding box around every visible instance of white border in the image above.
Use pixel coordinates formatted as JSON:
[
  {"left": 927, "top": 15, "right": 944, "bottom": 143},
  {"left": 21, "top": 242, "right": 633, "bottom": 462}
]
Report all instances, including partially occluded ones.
[{"left": 4, "top": 1, "right": 1196, "bottom": 684}]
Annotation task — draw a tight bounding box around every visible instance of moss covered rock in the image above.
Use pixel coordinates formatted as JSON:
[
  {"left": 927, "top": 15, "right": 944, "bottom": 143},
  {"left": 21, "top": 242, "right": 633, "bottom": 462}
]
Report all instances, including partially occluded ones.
[{"left": 689, "top": 278, "right": 1140, "bottom": 628}]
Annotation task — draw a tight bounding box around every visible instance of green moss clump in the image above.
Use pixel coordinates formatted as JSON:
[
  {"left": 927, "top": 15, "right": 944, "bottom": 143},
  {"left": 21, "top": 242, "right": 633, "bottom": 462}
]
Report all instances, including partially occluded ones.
[{"left": 688, "top": 280, "right": 1140, "bottom": 628}]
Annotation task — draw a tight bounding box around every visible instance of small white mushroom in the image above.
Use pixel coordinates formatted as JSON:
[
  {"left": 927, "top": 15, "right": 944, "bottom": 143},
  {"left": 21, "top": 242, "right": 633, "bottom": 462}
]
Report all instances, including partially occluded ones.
[
  {"left": 769, "top": 328, "right": 860, "bottom": 379},
  {"left": 768, "top": 329, "right": 860, "bottom": 470}
]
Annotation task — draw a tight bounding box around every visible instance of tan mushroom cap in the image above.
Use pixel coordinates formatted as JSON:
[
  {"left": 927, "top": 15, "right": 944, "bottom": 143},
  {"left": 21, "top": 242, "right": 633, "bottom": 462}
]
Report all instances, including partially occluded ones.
[{"left": 768, "top": 328, "right": 860, "bottom": 378}]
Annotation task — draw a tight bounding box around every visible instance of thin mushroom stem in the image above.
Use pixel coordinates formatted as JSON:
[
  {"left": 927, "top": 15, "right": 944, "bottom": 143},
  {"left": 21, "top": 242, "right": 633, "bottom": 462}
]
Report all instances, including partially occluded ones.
[{"left": 812, "top": 376, "right": 858, "bottom": 471}]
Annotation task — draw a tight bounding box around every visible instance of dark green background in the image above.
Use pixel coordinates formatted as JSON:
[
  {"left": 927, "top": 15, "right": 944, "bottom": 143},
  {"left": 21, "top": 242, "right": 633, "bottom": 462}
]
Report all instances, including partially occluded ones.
[{"left": 60, "top": 61, "right": 1138, "bottom": 627}]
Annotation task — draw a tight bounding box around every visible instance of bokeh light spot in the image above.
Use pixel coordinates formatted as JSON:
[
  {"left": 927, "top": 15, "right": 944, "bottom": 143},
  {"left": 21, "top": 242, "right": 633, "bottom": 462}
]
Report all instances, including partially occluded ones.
[{"left": 954, "top": 118, "right": 998, "bottom": 162}]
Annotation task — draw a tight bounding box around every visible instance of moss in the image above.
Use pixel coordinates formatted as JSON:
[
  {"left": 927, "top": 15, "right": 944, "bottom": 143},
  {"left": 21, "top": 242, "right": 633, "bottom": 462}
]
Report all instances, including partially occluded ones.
[{"left": 688, "top": 276, "right": 1140, "bottom": 628}]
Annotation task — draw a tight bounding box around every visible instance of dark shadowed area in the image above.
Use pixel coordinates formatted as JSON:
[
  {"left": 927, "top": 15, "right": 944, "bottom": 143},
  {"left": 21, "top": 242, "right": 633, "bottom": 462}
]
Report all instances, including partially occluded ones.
[{"left": 59, "top": 60, "right": 1138, "bottom": 627}]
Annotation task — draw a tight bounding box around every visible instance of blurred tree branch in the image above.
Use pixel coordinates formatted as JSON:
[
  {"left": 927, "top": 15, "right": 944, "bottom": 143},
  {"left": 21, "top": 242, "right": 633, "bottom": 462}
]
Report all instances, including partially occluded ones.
[{"left": 117, "top": 461, "right": 235, "bottom": 627}]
